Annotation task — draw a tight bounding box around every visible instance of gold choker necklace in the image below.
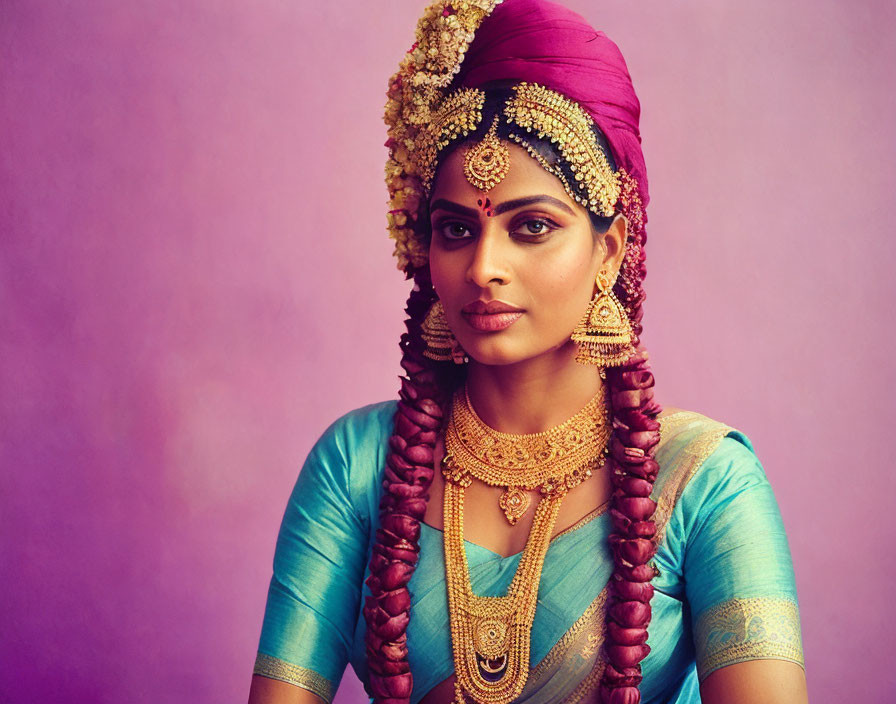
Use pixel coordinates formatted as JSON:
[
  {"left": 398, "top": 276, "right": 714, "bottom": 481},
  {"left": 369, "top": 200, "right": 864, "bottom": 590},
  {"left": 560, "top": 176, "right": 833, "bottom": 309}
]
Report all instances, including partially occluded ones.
[
  {"left": 443, "top": 385, "right": 611, "bottom": 525},
  {"left": 441, "top": 385, "right": 610, "bottom": 704}
]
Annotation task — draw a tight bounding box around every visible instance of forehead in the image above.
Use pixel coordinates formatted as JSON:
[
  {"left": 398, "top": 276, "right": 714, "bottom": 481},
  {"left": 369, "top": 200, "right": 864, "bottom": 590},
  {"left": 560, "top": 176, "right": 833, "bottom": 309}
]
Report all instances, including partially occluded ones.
[{"left": 430, "top": 141, "right": 577, "bottom": 208}]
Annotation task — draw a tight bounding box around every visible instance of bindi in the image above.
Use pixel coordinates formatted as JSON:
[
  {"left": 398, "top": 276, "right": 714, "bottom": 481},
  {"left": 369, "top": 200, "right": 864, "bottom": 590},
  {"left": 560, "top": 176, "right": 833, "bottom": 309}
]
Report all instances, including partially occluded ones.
[{"left": 476, "top": 196, "right": 494, "bottom": 217}]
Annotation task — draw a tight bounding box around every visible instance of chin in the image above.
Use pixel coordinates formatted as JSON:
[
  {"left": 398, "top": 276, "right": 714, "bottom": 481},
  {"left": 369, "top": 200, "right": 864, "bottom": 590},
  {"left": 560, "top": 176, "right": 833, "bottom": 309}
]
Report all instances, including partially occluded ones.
[
  {"left": 467, "top": 350, "right": 521, "bottom": 367},
  {"left": 458, "top": 337, "right": 517, "bottom": 366},
  {"left": 468, "top": 336, "right": 580, "bottom": 368},
  {"left": 463, "top": 339, "right": 557, "bottom": 367}
]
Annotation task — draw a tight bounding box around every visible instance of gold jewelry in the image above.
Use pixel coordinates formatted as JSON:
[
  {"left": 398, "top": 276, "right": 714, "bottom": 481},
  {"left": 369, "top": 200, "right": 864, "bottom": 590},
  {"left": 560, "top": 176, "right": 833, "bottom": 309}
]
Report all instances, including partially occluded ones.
[
  {"left": 463, "top": 116, "right": 511, "bottom": 193},
  {"left": 444, "top": 385, "right": 610, "bottom": 525},
  {"left": 385, "top": 1, "right": 502, "bottom": 273},
  {"left": 504, "top": 82, "right": 620, "bottom": 217},
  {"left": 571, "top": 269, "right": 636, "bottom": 367},
  {"left": 441, "top": 386, "right": 610, "bottom": 703},
  {"left": 416, "top": 87, "right": 486, "bottom": 193},
  {"left": 421, "top": 300, "right": 468, "bottom": 364},
  {"left": 444, "top": 480, "right": 562, "bottom": 704}
]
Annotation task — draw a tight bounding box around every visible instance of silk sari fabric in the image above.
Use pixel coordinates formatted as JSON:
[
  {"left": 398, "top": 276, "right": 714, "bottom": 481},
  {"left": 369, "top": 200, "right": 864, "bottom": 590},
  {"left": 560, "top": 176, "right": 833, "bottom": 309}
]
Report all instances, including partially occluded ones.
[{"left": 255, "top": 402, "right": 803, "bottom": 703}]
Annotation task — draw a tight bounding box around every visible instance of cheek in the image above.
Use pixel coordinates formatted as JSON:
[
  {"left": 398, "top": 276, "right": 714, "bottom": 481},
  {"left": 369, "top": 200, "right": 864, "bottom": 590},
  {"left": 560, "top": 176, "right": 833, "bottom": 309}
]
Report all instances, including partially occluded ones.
[
  {"left": 525, "top": 243, "right": 595, "bottom": 307},
  {"left": 428, "top": 241, "right": 449, "bottom": 285},
  {"left": 428, "top": 250, "right": 458, "bottom": 301}
]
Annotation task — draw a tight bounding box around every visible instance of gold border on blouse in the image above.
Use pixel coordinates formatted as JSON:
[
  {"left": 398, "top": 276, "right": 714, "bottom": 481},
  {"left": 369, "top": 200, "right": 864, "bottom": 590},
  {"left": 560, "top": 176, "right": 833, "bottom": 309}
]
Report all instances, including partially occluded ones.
[
  {"left": 695, "top": 596, "right": 804, "bottom": 681},
  {"left": 522, "top": 411, "right": 735, "bottom": 701},
  {"left": 253, "top": 653, "right": 335, "bottom": 703}
]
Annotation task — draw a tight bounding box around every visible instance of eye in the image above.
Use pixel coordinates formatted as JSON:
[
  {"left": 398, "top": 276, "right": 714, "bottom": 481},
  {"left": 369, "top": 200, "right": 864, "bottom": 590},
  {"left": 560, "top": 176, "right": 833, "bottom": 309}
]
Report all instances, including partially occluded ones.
[
  {"left": 523, "top": 220, "right": 549, "bottom": 234},
  {"left": 435, "top": 221, "right": 474, "bottom": 240},
  {"left": 512, "top": 218, "right": 557, "bottom": 238}
]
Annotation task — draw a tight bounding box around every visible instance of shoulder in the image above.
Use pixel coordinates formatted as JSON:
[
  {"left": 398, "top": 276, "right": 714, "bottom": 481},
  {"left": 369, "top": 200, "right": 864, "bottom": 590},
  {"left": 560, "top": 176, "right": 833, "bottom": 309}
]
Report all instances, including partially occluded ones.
[
  {"left": 653, "top": 411, "right": 778, "bottom": 540},
  {"left": 652, "top": 410, "right": 767, "bottom": 536},
  {"left": 293, "top": 400, "right": 397, "bottom": 523},
  {"left": 655, "top": 408, "right": 759, "bottom": 481},
  {"left": 313, "top": 399, "right": 398, "bottom": 457}
]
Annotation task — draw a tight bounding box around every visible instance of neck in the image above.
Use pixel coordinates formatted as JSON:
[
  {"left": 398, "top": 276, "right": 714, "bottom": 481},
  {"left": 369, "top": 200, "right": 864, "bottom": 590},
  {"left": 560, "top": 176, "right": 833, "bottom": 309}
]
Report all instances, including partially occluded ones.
[{"left": 464, "top": 340, "right": 604, "bottom": 434}]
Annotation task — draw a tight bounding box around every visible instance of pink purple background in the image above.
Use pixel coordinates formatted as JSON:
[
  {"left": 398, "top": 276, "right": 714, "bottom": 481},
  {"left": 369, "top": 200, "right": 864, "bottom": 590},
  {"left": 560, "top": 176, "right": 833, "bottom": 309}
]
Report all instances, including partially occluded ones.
[{"left": 2, "top": 1, "right": 894, "bottom": 702}]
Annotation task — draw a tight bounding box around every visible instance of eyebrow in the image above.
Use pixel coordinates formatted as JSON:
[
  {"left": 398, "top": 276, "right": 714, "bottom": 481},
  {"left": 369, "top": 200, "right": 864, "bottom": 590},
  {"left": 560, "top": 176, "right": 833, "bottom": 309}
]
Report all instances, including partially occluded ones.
[{"left": 430, "top": 195, "right": 576, "bottom": 218}]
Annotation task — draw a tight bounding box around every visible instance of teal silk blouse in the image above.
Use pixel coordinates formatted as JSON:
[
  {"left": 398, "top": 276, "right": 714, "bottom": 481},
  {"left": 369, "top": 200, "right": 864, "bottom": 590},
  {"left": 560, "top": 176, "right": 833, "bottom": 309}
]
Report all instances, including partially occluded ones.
[{"left": 254, "top": 401, "right": 804, "bottom": 703}]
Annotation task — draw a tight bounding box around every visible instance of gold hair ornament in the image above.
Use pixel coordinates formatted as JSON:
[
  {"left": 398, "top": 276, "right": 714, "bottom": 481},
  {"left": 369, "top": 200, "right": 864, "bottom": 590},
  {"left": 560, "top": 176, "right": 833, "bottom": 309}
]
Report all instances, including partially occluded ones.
[
  {"left": 416, "top": 87, "right": 486, "bottom": 192},
  {"left": 571, "top": 268, "right": 636, "bottom": 366},
  {"left": 505, "top": 82, "right": 621, "bottom": 217},
  {"left": 463, "top": 115, "right": 511, "bottom": 193},
  {"left": 385, "top": 0, "right": 504, "bottom": 273}
]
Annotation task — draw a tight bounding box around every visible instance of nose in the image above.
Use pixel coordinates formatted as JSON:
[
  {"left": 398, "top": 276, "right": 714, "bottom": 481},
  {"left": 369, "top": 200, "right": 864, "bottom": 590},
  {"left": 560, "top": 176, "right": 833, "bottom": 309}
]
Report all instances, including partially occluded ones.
[{"left": 465, "top": 228, "right": 511, "bottom": 288}]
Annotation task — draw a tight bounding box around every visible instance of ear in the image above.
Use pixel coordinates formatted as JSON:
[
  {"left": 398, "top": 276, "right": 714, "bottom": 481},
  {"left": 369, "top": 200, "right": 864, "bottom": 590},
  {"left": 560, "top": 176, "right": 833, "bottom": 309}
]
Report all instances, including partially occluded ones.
[{"left": 600, "top": 213, "right": 628, "bottom": 278}]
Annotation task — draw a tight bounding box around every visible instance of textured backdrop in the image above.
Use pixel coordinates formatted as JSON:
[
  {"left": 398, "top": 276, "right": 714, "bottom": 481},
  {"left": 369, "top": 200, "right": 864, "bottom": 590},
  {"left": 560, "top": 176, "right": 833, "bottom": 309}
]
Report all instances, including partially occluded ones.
[{"left": 2, "top": 1, "right": 894, "bottom": 702}]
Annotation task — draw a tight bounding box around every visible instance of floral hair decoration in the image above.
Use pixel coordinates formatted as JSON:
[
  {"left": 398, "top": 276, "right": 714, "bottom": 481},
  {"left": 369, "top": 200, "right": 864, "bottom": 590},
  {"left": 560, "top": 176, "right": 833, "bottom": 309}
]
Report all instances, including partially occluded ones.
[{"left": 385, "top": 0, "right": 504, "bottom": 275}]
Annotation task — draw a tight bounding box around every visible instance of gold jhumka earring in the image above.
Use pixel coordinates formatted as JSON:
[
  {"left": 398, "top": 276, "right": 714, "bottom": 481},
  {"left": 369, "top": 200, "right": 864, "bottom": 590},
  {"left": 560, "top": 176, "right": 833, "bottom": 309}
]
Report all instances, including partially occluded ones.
[
  {"left": 421, "top": 300, "right": 468, "bottom": 364},
  {"left": 571, "top": 269, "right": 636, "bottom": 367}
]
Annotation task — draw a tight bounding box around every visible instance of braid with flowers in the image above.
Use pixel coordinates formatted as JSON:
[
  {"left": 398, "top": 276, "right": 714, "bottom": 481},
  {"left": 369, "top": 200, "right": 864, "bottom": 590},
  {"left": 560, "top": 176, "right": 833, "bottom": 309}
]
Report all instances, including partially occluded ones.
[
  {"left": 598, "top": 176, "right": 663, "bottom": 704},
  {"left": 362, "top": 267, "right": 452, "bottom": 704}
]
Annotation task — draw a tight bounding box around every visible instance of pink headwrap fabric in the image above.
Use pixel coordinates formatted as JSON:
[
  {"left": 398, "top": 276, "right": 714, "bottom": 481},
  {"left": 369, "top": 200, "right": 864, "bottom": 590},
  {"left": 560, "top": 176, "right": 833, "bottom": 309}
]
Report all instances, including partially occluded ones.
[{"left": 453, "top": 0, "right": 649, "bottom": 212}]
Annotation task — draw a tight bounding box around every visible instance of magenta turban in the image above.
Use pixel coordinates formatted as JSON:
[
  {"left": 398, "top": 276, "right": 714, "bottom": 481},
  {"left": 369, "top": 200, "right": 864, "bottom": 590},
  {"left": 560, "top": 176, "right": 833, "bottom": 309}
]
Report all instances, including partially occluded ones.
[{"left": 453, "top": 0, "right": 649, "bottom": 211}]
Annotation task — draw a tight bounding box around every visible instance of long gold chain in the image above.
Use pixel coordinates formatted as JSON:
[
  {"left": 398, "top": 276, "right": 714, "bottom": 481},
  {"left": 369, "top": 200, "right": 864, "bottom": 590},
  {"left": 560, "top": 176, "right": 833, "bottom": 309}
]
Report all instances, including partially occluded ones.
[
  {"left": 441, "top": 386, "right": 610, "bottom": 704},
  {"left": 444, "top": 385, "right": 610, "bottom": 524}
]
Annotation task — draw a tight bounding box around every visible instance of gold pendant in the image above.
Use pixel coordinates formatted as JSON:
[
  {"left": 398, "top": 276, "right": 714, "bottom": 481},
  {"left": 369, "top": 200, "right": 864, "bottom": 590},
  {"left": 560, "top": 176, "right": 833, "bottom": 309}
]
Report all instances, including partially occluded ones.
[
  {"left": 444, "top": 477, "right": 565, "bottom": 704},
  {"left": 499, "top": 486, "right": 530, "bottom": 525},
  {"left": 463, "top": 116, "right": 510, "bottom": 193}
]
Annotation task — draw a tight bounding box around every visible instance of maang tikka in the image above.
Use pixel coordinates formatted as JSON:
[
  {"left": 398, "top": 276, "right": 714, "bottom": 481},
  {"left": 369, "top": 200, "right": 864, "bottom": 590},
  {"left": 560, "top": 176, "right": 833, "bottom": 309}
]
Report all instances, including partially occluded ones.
[
  {"left": 571, "top": 269, "right": 636, "bottom": 367},
  {"left": 463, "top": 116, "right": 510, "bottom": 216},
  {"left": 421, "top": 300, "right": 468, "bottom": 365}
]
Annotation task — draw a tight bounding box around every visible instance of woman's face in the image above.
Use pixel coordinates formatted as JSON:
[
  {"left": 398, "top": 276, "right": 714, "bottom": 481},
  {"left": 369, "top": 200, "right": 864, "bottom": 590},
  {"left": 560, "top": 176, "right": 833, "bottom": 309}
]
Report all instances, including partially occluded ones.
[{"left": 428, "top": 141, "right": 625, "bottom": 367}]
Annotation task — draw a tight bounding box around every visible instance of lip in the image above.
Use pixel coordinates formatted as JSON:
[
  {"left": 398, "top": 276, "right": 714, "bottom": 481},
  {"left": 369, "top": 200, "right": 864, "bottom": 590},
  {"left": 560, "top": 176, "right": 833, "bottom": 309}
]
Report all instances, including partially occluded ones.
[
  {"left": 460, "top": 299, "right": 525, "bottom": 332},
  {"left": 461, "top": 299, "right": 525, "bottom": 315}
]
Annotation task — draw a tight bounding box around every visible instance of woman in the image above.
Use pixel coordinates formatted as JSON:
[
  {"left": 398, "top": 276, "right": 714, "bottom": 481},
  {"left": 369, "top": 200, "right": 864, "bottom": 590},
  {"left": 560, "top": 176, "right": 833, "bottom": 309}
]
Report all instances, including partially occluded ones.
[{"left": 249, "top": 1, "right": 807, "bottom": 702}]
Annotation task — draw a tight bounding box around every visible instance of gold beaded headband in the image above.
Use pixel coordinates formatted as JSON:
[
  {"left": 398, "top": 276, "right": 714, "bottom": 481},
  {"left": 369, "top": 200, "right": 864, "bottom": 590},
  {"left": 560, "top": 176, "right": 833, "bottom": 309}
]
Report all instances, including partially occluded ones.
[
  {"left": 505, "top": 82, "right": 621, "bottom": 217},
  {"left": 416, "top": 82, "right": 621, "bottom": 216},
  {"left": 414, "top": 87, "right": 485, "bottom": 192}
]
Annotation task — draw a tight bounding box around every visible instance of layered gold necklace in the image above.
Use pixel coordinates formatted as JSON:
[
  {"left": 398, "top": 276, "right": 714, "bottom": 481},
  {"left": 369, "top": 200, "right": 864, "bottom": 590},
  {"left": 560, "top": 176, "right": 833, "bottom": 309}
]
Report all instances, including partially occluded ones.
[{"left": 441, "top": 385, "right": 610, "bottom": 704}]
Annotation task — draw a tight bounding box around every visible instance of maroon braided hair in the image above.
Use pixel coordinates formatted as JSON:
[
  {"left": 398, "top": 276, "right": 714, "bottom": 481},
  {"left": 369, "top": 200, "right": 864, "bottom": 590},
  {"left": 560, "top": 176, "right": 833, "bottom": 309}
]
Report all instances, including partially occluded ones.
[
  {"left": 363, "top": 267, "right": 456, "bottom": 704},
  {"left": 597, "top": 176, "right": 662, "bottom": 704},
  {"left": 364, "top": 148, "right": 660, "bottom": 704}
]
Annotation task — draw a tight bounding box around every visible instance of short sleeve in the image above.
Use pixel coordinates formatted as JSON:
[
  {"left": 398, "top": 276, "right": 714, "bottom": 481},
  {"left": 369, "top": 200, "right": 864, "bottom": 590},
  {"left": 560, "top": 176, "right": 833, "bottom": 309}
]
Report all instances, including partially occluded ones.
[
  {"left": 674, "top": 433, "right": 805, "bottom": 681},
  {"left": 254, "top": 403, "right": 393, "bottom": 702}
]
